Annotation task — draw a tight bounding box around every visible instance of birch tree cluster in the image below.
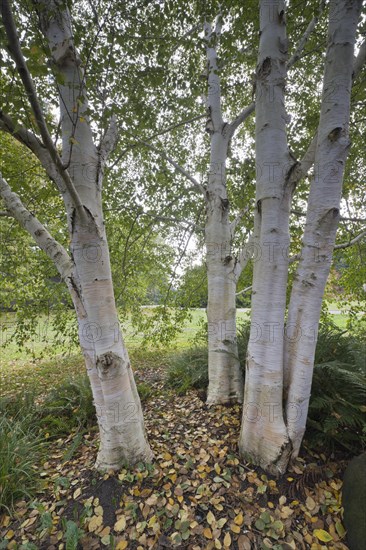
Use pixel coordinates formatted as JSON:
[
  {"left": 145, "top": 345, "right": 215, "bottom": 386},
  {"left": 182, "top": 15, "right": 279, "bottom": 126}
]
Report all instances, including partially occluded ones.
[{"left": 0, "top": 0, "right": 365, "bottom": 472}]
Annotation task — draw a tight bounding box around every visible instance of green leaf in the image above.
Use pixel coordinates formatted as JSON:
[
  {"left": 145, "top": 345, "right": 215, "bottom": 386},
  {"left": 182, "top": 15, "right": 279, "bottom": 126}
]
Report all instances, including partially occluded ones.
[{"left": 314, "top": 529, "right": 333, "bottom": 542}]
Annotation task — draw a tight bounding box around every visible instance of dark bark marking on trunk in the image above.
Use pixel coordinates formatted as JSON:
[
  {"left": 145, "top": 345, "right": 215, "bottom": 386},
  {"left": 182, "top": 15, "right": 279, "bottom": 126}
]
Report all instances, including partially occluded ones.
[{"left": 97, "top": 352, "right": 124, "bottom": 380}]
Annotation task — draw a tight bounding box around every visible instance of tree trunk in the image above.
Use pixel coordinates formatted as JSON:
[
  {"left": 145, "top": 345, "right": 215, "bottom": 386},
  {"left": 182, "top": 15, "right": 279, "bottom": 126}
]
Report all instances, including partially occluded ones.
[
  {"left": 284, "top": 0, "right": 362, "bottom": 458},
  {"left": 238, "top": 0, "right": 294, "bottom": 473},
  {"left": 239, "top": 0, "right": 362, "bottom": 473},
  {"left": 37, "top": 0, "right": 152, "bottom": 469},
  {"left": 206, "top": 132, "right": 243, "bottom": 404},
  {"left": 204, "top": 21, "right": 243, "bottom": 404}
]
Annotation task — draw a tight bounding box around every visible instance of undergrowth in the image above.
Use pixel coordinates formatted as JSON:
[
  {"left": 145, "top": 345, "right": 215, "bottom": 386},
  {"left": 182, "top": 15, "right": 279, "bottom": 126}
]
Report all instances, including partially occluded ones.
[{"left": 166, "top": 321, "right": 366, "bottom": 455}]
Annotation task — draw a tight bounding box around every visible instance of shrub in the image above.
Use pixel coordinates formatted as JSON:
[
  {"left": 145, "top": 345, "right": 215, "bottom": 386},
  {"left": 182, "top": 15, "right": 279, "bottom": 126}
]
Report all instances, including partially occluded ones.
[
  {"left": 39, "top": 374, "right": 95, "bottom": 436},
  {"left": 307, "top": 324, "right": 366, "bottom": 454},
  {"left": 166, "top": 346, "right": 209, "bottom": 395},
  {"left": 137, "top": 381, "right": 153, "bottom": 402}
]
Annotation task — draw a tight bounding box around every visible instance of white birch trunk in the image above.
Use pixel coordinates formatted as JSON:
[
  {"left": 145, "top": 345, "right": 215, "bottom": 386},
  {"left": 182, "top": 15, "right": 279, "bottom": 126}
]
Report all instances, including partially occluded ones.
[
  {"left": 238, "top": 0, "right": 294, "bottom": 473},
  {"left": 204, "top": 21, "right": 243, "bottom": 404},
  {"left": 206, "top": 132, "right": 243, "bottom": 404},
  {"left": 284, "top": 0, "right": 362, "bottom": 458},
  {"left": 34, "top": 0, "right": 152, "bottom": 469}
]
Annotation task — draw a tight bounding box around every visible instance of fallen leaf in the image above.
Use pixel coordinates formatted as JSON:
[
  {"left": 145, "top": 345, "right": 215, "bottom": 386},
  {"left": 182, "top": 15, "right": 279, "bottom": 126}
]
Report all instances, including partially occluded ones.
[
  {"left": 314, "top": 529, "right": 333, "bottom": 542},
  {"left": 207, "top": 510, "right": 215, "bottom": 525},
  {"left": 223, "top": 532, "right": 232, "bottom": 548},
  {"left": 203, "top": 527, "right": 213, "bottom": 539},
  {"left": 114, "top": 516, "right": 127, "bottom": 532}
]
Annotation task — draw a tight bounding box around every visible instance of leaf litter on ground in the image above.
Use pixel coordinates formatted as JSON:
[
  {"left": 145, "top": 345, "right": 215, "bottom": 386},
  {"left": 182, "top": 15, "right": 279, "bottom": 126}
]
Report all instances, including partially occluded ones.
[{"left": 0, "top": 359, "right": 350, "bottom": 550}]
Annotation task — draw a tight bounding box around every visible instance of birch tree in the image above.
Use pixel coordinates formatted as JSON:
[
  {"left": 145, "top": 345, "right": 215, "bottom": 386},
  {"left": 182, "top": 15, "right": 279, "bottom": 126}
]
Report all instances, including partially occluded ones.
[
  {"left": 0, "top": 0, "right": 152, "bottom": 469},
  {"left": 239, "top": 0, "right": 364, "bottom": 473}
]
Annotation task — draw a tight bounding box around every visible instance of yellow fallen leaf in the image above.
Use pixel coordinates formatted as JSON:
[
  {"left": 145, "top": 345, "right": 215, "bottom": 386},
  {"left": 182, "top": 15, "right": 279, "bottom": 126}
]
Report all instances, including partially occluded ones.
[
  {"left": 5, "top": 530, "right": 14, "bottom": 540},
  {"left": 314, "top": 529, "right": 333, "bottom": 542},
  {"left": 306, "top": 496, "right": 316, "bottom": 511},
  {"left": 95, "top": 505, "right": 103, "bottom": 516},
  {"left": 234, "top": 512, "right": 244, "bottom": 526},
  {"left": 99, "top": 526, "right": 110, "bottom": 537},
  {"left": 73, "top": 487, "right": 81, "bottom": 499},
  {"left": 203, "top": 527, "right": 213, "bottom": 539},
  {"left": 230, "top": 523, "right": 241, "bottom": 534},
  {"left": 224, "top": 532, "right": 232, "bottom": 548},
  {"left": 114, "top": 516, "right": 127, "bottom": 532},
  {"left": 116, "top": 542, "right": 128, "bottom": 550},
  {"left": 88, "top": 515, "right": 103, "bottom": 532},
  {"left": 148, "top": 515, "right": 157, "bottom": 528},
  {"left": 207, "top": 511, "right": 215, "bottom": 525},
  {"left": 1, "top": 516, "right": 10, "bottom": 528}
]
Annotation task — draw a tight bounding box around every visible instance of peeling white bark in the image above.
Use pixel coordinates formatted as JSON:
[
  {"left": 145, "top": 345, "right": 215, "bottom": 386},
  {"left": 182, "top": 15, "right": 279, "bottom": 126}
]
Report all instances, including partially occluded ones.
[
  {"left": 239, "top": 0, "right": 294, "bottom": 473},
  {"left": 0, "top": 0, "right": 152, "bottom": 469},
  {"left": 204, "top": 21, "right": 243, "bottom": 404},
  {"left": 284, "top": 0, "right": 362, "bottom": 458}
]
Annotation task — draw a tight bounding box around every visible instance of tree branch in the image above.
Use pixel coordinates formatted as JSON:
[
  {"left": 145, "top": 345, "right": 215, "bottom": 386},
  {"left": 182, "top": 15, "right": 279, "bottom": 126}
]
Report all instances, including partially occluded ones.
[
  {"left": 1, "top": 0, "right": 83, "bottom": 212},
  {"left": 0, "top": 111, "right": 71, "bottom": 195},
  {"left": 291, "top": 209, "right": 366, "bottom": 224},
  {"left": 110, "top": 113, "right": 206, "bottom": 168},
  {"left": 0, "top": 210, "right": 12, "bottom": 217},
  {"left": 204, "top": 20, "right": 223, "bottom": 131},
  {"left": 99, "top": 114, "right": 118, "bottom": 167},
  {"left": 124, "top": 131, "right": 206, "bottom": 196},
  {"left": 234, "top": 233, "right": 254, "bottom": 281},
  {"left": 353, "top": 37, "right": 366, "bottom": 80},
  {"left": 287, "top": 132, "right": 318, "bottom": 189},
  {"left": 0, "top": 173, "right": 72, "bottom": 280},
  {"left": 230, "top": 206, "right": 250, "bottom": 236},
  {"left": 287, "top": 0, "right": 326, "bottom": 69},
  {"left": 226, "top": 102, "right": 255, "bottom": 140},
  {"left": 235, "top": 285, "right": 252, "bottom": 297},
  {"left": 334, "top": 230, "right": 366, "bottom": 250}
]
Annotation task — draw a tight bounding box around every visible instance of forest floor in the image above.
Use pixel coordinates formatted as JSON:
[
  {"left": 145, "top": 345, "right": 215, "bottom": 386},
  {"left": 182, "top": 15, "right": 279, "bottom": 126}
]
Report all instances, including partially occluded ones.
[{"left": 0, "top": 351, "right": 350, "bottom": 550}]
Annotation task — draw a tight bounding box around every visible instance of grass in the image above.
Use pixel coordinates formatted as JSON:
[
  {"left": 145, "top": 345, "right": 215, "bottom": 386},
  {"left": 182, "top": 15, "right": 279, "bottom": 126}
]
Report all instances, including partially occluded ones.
[{"left": 0, "top": 410, "right": 44, "bottom": 512}]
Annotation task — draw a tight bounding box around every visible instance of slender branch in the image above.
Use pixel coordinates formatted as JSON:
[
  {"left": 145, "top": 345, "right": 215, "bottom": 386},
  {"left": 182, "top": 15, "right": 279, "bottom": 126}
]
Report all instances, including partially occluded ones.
[
  {"left": 230, "top": 205, "right": 250, "bottom": 236},
  {"left": 291, "top": 209, "right": 366, "bottom": 223},
  {"left": 227, "top": 102, "right": 255, "bottom": 140},
  {"left": 235, "top": 285, "right": 252, "bottom": 297},
  {"left": 0, "top": 173, "right": 72, "bottom": 280},
  {"left": 334, "top": 230, "right": 366, "bottom": 250},
  {"left": 99, "top": 114, "right": 118, "bottom": 167},
  {"left": 124, "top": 131, "right": 206, "bottom": 196},
  {"left": 353, "top": 37, "right": 366, "bottom": 80},
  {"left": 0, "top": 111, "right": 70, "bottom": 195},
  {"left": 0, "top": 210, "right": 12, "bottom": 217},
  {"left": 234, "top": 233, "right": 254, "bottom": 281},
  {"left": 287, "top": 132, "right": 318, "bottom": 189},
  {"left": 1, "top": 0, "right": 83, "bottom": 212},
  {"left": 110, "top": 114, "right": 206, "bottom": 168},
  {"left": 287, "top": 0, "right": 326, "bottom": 69}
]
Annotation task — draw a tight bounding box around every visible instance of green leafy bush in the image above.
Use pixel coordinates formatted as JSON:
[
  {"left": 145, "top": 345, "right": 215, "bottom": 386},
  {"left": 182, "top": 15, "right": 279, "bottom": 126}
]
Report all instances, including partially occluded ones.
[
  {"left": 39, "top": 374, "right": 95, "bottom": 436},
  {"left": 166, "top": 321, "right": 250, "bottom": 395},
  {"left": 166, "top": 345, "right": 209, "bottom": 395},
  {"left": 307, "top": 324, "right": 366, "bottom": 454},
  {"left": 137, "top": 381, "right": 153, "bottom": 402}
]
